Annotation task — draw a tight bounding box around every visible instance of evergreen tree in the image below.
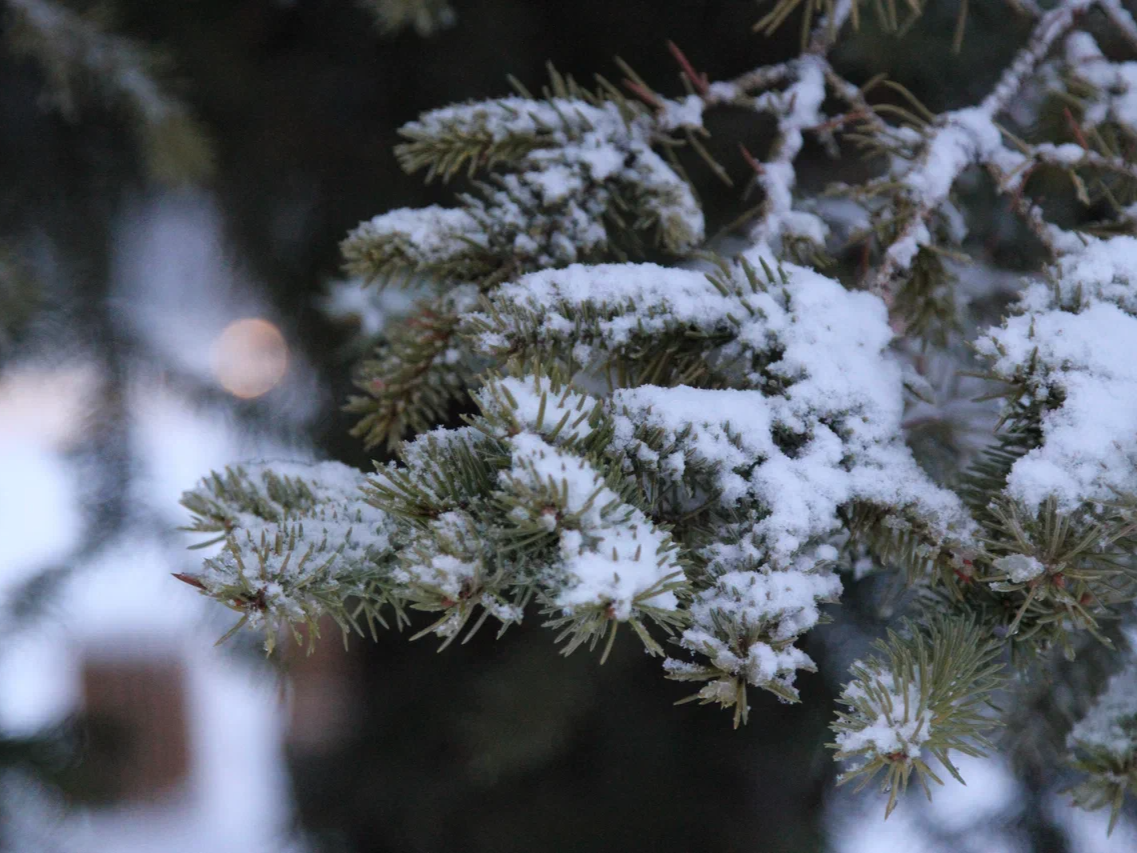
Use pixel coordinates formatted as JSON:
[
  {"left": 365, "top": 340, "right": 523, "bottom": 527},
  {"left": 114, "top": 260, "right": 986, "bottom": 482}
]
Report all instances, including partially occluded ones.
[
  {"left": 167, "top": 0, "right": 1137, "bottom": 828},
  {"left": 8, "top": 0, "right": 1137, "bottom": 841}
]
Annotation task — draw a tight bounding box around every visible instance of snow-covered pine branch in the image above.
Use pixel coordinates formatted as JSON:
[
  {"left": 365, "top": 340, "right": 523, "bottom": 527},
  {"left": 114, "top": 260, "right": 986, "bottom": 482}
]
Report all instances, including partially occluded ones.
[
  {"left": 1067, "top": 658, "right": 1137, "bottom": 833},
  {"left": 831, "top": 615, "right": 1005, "bottom": 817},
  {"left": 179, "top": 461, "right": 401, "bottom": 653},
  {"left": 174, "top": 0, "right": 1137, "bottom": 826},
  {"left": 342, "top": 94, "right": 704, "bottom": 288}
]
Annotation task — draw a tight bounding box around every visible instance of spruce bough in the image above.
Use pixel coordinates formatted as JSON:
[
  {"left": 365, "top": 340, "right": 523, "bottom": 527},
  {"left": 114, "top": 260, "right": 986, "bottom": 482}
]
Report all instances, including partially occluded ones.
[{"left": 177, "top": 0, "right": 1137, "bottom": 826}]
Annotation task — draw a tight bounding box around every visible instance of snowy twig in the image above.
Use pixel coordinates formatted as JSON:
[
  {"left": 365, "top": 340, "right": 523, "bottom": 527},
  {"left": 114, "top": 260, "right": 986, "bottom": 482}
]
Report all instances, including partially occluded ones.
[
  {"left": 866, "top": 0, "right": 1092, "bottom": 301},
  {"left": 1099, "top": 0, "right": 1137, "bottom": 52}
]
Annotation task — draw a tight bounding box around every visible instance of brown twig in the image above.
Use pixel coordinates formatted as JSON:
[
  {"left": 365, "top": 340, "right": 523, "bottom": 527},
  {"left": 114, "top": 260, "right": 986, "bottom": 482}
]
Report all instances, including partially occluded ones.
[
  {"left": 738, "top": 143, "right": 765, "bottom": 175},
  {"left": 623, "top": 79, "right": 663, "bottom": 110},
  {"left": 667, "top": 41, "right": 709, "bottom": 97},
  {"left": 1064, "top": 107, "right": 1091, "bottom": 151}
]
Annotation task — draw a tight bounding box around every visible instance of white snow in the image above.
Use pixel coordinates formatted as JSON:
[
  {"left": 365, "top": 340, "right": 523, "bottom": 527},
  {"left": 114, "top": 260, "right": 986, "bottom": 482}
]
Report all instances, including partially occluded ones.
[
  {"left": 977, "top": 237, "right": 1137, "bottom": 509},
  {"left": 475, "top": 373, "right": 599, "bottom": 443},
  {"left": 1066, "top": 31, "right": 1137, "bottom": 132},
  {"left": 1069, "top": 662, "right": 1137, "bottom": 756},
  {"left": 486, "top": 253, "right": 973, "bottom": 693},
  {"left": 836, "top": 668, "right": 931, "bottom": 760},
  {"left": 748, "top": 56, "right": 830, "bottom": 251},
  {"left": 345, "top": 205, "right": 486, "bottom": 269},
  {"left": 358, "top": 95, "right": 704, "bottom": 273},
  {"left": 503, "top": 432, "right": 680, "bottom": 618},
  {"left": 993, "top": 553, "right": 1046, "bottom": 584}
]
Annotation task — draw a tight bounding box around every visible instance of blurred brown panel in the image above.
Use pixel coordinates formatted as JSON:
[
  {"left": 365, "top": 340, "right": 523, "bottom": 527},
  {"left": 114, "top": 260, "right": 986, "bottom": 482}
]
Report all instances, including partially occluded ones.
[
  {"left": 80, "top": 651, "right": 190, "bottom": 804},
  {"left": 285, "top": 619, "right": 359, "bottom": 756}
]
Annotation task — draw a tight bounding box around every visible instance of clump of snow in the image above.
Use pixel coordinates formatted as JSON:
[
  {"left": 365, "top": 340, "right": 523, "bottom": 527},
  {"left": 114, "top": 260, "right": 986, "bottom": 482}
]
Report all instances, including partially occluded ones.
[
  {"left": 657, "top": 94, "right": 705, "bottom": 132},
  {"left": 1069, "top": 663, "right": 1137, "bottom": 757},
  {"left": 184, "top": 460, "right": 387, "bottom": 542},
  {"left": 1065, "top": 31, "right": 1137, "bottom": 134},
  {"left": 993, "top": 553, "right": 1046, "bottom": 584},
  {"left": 392, "top": 512, "right": 480, "bottom": 601},
  {"left": 977, "top": 235, "right": 1137, "bottom": 510},
  {"left": 836, "top": 667, "right": 932, "bottom": 761},
  {"left": 680, "top": 552, "right": 840, "bottom": 695},
  {"left": 388, "top": 509, "right": 524, "bottom": 636},
  {"left": 503, "top": 432, "right": 681, "bottom": 619},
  {"left": 1022, "top": 234, "right": 1137, "bottom": 315},
  {"left": 588, "top": 250, "right": 976, "bottom": 565},
  {"left": 397, "top": 424, "right": 480, "bottom": 474},
  {"left": 903, "top": 108, "right": 1009, "bottom": 205},
  {"left": 474, "top": 373, "right": 599, "bottom": 444}
]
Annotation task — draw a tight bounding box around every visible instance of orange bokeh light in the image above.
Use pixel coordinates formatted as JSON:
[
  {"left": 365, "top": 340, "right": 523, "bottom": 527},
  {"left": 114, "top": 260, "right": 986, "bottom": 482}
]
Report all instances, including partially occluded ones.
[{"left": 210, "top": 318, "right": 289, "bottom": 399}]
